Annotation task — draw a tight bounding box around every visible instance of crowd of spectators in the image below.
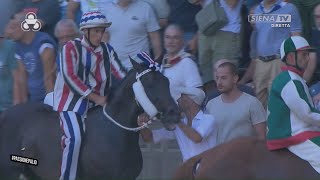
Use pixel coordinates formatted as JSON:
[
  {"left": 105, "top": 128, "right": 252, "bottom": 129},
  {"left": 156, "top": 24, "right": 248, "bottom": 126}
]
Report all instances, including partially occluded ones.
[{"left": 2, "top": 0, "right": 320, "bottom": 171}]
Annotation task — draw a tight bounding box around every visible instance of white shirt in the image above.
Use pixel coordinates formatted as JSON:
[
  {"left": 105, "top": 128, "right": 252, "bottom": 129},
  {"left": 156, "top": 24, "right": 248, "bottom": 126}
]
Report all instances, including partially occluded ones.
[
  {"left": 143, "top": 0, "right": 170, "bottom": 19},
  {"left": 152, "top": 111, "right": 217, "bottom": 162},
  {"left": 162, "top": 51, "right": 203, "bottom": 88},
  {"left": 72, "top": 0, "right": 113, "bottom": 13},
  {"left": 103, "top": 0, "right": 160, "bottom": 70}
]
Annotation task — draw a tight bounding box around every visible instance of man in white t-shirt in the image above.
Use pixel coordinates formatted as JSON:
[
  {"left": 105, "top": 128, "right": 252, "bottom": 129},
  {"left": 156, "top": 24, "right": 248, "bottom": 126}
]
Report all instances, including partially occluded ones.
[
  {"left": 206, "top": 61, "right": 266, "bottom": 146},
  {"left": 143, "top": 0, "right": 170, "bottom": 28},
  {"left": 161, "top": 24, "right": 202, "bottom": 88},
  {"left": 102, "top": 0, "right": 162, "bottom": 70},
  {"left": 67, "top": 0, "right": 113, "bottom": 20},
  {"left": 138, "top": 87, "right": 216, "bottom": 162}
]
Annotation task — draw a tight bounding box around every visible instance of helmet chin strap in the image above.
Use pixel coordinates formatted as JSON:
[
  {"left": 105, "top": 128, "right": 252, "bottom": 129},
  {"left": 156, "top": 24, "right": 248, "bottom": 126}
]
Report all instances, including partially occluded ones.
[
  {"left": 285, "top": 51, "right": 303, "bottom": 71},
  {"left": 85, "top": 29, "right": 98, "bottom": 49}
]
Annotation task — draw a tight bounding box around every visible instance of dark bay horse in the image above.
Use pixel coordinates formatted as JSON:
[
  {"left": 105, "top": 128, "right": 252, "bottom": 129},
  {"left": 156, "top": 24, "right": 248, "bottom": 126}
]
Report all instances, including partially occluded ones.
[
  {"left": 0, "top": 59, "right": 181, "bottom": 180},
  {"left": 173, "top": 137, "right": 320, "bottom": 180}
]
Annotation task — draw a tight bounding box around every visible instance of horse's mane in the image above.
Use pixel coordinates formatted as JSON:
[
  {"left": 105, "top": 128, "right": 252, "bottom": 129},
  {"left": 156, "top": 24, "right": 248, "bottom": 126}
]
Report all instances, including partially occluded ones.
[{"left": 107, "top": 69, "right": 136, "bottom": 103}]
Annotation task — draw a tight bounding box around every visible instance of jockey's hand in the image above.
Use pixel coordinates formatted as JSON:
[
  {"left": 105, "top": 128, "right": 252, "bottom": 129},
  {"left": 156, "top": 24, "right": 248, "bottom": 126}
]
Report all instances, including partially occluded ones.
[
  {"left": 87, "top": 93, "right": 107, "bottom": 106},
  {"left": 137, "top": 113, "right": 151, "bottom": 127},
  {"left": 95, "top": 96, "right": 107, "bottom": 106}
]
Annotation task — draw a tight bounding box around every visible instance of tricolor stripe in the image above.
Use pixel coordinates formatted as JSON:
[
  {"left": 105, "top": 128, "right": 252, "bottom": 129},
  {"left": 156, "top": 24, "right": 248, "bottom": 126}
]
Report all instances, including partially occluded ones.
[{"left": 53, "top": 39, "right": 127, "bottom": 114}]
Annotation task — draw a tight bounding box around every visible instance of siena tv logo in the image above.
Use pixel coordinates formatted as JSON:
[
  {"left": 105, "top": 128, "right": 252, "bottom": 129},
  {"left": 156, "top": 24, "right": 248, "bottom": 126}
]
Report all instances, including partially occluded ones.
[{"left": 248, "top": 14, "right": 291, "bottom": 27}]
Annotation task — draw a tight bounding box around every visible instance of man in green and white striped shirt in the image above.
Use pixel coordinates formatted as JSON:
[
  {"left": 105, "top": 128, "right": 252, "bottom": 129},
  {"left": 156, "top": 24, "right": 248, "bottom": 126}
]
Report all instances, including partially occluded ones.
[{"left": 267, "top": 36, "right": 320, "bottom": 174}]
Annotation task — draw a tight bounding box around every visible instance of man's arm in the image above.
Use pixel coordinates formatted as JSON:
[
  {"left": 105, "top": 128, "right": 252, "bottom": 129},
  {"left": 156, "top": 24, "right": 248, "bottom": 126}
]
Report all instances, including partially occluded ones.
[
  {"left": 187, "top": 32, "right": 199, "bottom": 56},
  {"left": 253, "top": 122, "right": 266, "bottom": 140},
  {"left": 60, "top": 42, "right": 107, "bottom": 105},
  {"left": 159, "top": 19, "right": 168, "bottom": 29},
  {"left": 137, "top": 113, "right": 154, "bottom": 142},
  {"left": 40, "top": 47, "right": 56, "bottom": 93},
  {"left": 137, "top": 113, "right": 176, "bottom": 143},
  {"left": 250, "top": 97, "right": 267, "bottom": 139},
  {"left": 66, "top": 0, "right": 80, "bottom": 20},
  {"left": 148, "top": 31, "right": 162, "bottom": 60},
  {"left": 239, "top": 60, "right": 256, "bottom": 85},
  {"left": 140, "top": 128, "right": 154, "bottom": 143},
  {"left": 282, "top": 80, "right": 320, "bottom": 126},
  {"left": 12, "top": 68, "right": 21, "bottom": 105},
  {"left": 16, "top": 61, "right": 28, "bottom": 103},
  {"left": 290, "top": 4, "right": 302, "bottom": 37},
  {"left": 178, "top": 122, "right": 203, "bottom": 143}
]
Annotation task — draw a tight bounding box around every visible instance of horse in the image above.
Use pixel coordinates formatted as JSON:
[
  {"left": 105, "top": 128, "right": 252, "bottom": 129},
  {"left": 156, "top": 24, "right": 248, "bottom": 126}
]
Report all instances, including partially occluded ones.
[
  {"left": 173, "top": 137, "right": 320, "bottom": 180},
  {"left": 0, "top": 59, "right": 181, "bottom": 180}
]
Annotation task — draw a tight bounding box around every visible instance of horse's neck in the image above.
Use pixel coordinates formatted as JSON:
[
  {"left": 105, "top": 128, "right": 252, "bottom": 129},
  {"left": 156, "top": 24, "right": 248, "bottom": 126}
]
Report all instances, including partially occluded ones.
[{"left": 106, "top": 71, "right": 142, "bottom": 127}]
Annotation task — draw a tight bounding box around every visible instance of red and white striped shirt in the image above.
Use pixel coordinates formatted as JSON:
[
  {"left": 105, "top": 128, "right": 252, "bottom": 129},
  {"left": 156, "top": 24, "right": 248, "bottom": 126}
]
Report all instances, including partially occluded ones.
[{"left": 53, "top": 37, "right": 126, "bottom": 114}]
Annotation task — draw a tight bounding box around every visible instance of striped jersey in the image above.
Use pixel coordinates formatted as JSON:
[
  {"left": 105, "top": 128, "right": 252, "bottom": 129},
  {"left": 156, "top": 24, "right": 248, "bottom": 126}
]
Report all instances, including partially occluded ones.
[
  {"left": 266, "top": 67, "right": 320, "bottom": 150},
  {"left": 53, "top": 37, "right": 126, "bottom": 115}
]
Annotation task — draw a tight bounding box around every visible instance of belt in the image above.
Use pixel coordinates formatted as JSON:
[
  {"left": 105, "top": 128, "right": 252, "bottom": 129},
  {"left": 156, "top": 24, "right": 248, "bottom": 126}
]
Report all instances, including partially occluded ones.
[{"left": 258, "top": 55, "right": 280, "bottom": 62}]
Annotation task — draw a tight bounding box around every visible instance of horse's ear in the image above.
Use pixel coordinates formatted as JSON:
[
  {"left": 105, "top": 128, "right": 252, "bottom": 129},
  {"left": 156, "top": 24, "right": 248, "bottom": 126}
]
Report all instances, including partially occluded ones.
[{"left": 130, "top": 56, "right": 144, "bottom": 72}]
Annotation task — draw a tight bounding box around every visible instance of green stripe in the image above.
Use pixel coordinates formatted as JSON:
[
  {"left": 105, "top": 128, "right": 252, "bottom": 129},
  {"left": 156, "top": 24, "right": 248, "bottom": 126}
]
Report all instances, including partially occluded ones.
[
  {"left": 284, "top": 38, "right": 297, "bottom": 54},
  {"left": 310, "top": 136, "right": 320, "bottom": 146},
  {"left": 267, "top": 72, "right": 292, "bottom": 140}
]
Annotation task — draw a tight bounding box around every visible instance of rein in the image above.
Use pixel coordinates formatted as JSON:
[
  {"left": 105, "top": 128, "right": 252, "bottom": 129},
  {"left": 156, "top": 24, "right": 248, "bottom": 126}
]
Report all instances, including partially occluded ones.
[{"left": 102, "top": 68, "right": 160, "bottom": 132}]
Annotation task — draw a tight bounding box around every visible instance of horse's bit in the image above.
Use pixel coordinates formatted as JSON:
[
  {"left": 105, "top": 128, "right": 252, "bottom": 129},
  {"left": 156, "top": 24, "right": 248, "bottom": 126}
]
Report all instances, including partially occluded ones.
[{"left": 103, "top": 68, "right": 162, "bottom": 132}]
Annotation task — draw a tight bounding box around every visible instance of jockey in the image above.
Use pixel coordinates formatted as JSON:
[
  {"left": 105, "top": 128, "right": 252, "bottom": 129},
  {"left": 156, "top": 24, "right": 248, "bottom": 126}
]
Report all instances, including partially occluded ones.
[
  {"left": 53, "top": 11, "right": 126, "bottom": 180},
  {"left": 266, "top": 36, "right": 320, "bottom": 174}
]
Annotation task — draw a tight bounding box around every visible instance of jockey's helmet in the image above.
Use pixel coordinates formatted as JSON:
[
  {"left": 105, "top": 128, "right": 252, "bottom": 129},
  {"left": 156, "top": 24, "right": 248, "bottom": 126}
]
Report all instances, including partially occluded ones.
[
  {"left": 280, "top": 36, "right": 314, "bottom": 62},
  {"left": 79, "top": 11, "right": 111, "bottom": 31}
]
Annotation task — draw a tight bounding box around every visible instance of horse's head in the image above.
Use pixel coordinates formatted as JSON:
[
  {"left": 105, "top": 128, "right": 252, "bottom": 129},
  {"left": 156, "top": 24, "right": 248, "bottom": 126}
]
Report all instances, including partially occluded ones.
[{"left": 130, "top": 53, "right": 181, "bottom": 130}]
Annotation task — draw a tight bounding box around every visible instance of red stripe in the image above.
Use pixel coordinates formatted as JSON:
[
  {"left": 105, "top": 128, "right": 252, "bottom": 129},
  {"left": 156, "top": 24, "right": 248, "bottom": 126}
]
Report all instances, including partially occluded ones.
[
  {"left": 267, "top": 131, "right": 320, "bottom": 150},
  {"left": 281, "top": 66, "right": 304, "bottom": 76},
  {"left": 65, "top": 42, "right": 88, "bottom": 92},
  {"left": 111, "top": 64, "right": 121, "bottom": 80},
  {"left": 94, "top": 53, "right": 103, "bottom": 92},
  {"left": 58, "top": 85, "right": 70, "bottom": 111},
  {"left": 83, "top": 11, "right": 100, "bottom": 16},
  {"left": 296, "top": 46, "right": 312, "bottom": 51}
]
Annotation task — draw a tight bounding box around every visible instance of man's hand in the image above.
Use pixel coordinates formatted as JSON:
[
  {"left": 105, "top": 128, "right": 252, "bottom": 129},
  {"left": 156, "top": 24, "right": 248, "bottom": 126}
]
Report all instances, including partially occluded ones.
[
  {"left": 87, "top": 93, "right": 107, "bottom": 106},
  {"left": 137, "top": 113, "right": 151, "bottom": 127},
  {"left": 313, "top": 93, "right": 320, "bottom": 106}
]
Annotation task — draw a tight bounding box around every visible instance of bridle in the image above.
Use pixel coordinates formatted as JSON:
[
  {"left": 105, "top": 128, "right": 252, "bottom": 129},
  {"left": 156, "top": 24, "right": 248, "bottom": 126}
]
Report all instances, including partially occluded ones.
[{"left": 102, "top": 68, "right": 163, "bottom": 132}]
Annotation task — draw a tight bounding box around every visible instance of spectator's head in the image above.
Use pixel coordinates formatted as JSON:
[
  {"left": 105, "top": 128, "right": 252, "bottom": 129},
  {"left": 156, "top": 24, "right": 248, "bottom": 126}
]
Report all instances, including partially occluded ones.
[
  {"left": 55, "top": 19, "right": 79, "bottom": 48},
  {"left": 314, "top": 4, "right": 320, "bottom": 29},
  {"left": 164, "top": 24, "right": 184, "bottom": 56},
  {"left": 213, "top": 59, "right": 233, "bottom": 80},
  {"left": 280, "top": 36, "right": 314, "bottom": 71},
  {"left": 215, "top": 62, "right": 239, "bottom": 94},
  {"left": 5, "top": 12, "right": 29, "bottom": 41},
  {"left": 79, "top": 11, "right": 111, "bottom": 47}
]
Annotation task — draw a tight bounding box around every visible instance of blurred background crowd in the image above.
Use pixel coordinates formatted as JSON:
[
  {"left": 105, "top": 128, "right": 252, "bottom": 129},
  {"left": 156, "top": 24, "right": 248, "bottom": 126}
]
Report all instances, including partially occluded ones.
[{"left": 1, "top": 0, "right": 320, "bottom": 112}]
